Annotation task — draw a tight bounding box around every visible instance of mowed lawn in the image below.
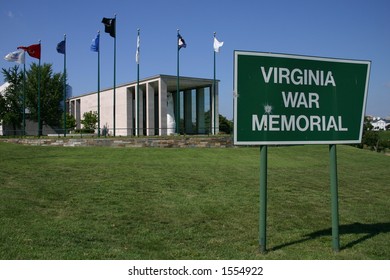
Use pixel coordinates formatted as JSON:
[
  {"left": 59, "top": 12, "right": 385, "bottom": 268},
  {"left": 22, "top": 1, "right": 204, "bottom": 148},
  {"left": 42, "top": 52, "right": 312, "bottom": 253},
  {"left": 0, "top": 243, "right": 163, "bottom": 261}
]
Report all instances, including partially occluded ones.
[{"left": 0, "top": 142, "right": 389, "bottom": 259}]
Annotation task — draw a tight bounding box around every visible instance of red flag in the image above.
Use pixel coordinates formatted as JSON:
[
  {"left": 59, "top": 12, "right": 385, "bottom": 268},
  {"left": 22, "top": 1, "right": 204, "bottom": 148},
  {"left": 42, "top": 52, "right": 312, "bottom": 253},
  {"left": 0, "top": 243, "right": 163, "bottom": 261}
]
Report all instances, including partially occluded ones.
[{"left": 18, "top": 44, "right": 41, "bottom": 59}]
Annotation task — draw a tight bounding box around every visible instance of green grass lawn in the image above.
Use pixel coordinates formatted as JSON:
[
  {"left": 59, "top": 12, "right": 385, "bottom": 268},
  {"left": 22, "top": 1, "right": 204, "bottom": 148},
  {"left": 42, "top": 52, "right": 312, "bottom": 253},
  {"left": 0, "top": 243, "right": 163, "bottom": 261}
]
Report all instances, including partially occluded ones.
[{"left": 0, "top": 142, "right": 389, "bottom": 259}]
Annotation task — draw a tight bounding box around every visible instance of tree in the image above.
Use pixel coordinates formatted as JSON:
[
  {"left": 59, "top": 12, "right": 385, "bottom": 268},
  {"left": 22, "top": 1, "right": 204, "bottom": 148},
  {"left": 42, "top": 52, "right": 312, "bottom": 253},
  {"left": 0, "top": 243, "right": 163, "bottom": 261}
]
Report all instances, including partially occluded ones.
[
  {"left": 363, "top": 130, "right": 380, "bottom": 151},
  {"left": 363, "top": 116, "right": 373, "bottom": 131},
  {"left": 219, "top": 114, "right": 233, "bottom": 134},
  {"left": 25, "top": 63, "right": 64, "bottom": 130},
  {"left": 356, "top": 116, "right": 377, "bottom": 149},
  {"left": 81, "top": 111, "right": 98, "bottom": 132},
  {"left": 64, "top": 113, "right": 76, "bottom": 132},
  {"left": 1, "top": 66, "right": 23, "bottom": 135},
  {"left": 203, "top": 111, "right": 233, "bottom": 134}
]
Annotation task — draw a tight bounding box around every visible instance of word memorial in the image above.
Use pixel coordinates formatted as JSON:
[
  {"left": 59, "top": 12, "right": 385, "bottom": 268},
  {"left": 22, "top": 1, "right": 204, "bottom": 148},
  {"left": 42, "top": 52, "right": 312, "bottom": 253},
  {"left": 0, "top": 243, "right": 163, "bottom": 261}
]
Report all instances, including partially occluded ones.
[
  {"left": 252, "top": 91, "right": 348, "bottom": 132},
  {"left": 234, "top": 51, "right": 371, "bottom": 145}
]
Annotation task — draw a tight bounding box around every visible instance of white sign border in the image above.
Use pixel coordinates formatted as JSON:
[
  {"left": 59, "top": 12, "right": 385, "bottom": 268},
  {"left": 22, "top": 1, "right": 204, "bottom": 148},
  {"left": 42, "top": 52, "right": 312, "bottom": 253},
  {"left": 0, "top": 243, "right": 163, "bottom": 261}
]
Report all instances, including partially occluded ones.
[{"left": 233, "top": 50, "right": 371, "bottom": 146}]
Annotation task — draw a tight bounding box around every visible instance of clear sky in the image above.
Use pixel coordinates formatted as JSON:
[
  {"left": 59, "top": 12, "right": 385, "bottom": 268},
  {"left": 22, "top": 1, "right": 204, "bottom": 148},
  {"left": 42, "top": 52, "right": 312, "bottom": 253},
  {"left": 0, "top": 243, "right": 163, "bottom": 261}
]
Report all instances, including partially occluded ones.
[{"left": 1, "top": 0, "right": 389, "bottom": 119}]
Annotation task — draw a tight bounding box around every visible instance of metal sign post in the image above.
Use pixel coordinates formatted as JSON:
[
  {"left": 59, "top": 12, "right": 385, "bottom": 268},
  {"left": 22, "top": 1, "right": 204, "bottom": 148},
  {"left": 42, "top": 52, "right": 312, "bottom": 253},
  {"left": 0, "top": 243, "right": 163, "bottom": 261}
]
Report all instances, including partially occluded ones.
[
  {"left": 329, "top": 144, "right": 340, "bottom": 252},
  {"left": 259, "top": 145, "right": 268, "bottom": 253}
]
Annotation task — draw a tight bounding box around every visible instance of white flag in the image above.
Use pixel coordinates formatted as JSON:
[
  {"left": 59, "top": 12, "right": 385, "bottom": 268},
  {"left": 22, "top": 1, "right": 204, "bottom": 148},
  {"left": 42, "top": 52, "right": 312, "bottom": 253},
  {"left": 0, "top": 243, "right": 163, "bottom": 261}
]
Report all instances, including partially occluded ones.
[
  {"left": 213, "top": 37, "right": 224, "bottom": 53},
  {"left": 135, "top": 34, "right": 140, "bottom": 64},
  {"left": 4, "top": 50, "right": 25, "bottom": 64}
]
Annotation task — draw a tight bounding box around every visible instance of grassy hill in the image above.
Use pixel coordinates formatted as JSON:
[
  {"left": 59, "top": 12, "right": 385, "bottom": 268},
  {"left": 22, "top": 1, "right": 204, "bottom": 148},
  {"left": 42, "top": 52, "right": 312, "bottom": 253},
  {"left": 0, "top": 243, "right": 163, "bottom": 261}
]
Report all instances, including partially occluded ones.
[{"left": 0, "top": 142, "right": 388, "bottom": 259}]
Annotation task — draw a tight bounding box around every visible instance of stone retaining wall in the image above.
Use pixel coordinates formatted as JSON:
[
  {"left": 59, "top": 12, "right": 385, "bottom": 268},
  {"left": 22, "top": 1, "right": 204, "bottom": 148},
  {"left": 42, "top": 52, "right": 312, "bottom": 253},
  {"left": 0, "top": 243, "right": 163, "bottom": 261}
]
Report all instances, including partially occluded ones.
[{"left": 0, "top": 136, "right": 234, "bottom": 148}]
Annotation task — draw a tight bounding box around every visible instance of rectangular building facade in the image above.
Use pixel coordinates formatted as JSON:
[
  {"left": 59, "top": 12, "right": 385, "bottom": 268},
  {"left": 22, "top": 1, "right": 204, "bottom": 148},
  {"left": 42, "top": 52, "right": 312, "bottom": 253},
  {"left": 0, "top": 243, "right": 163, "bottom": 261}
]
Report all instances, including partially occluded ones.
[{"left": 67, "top": 75, "right": 219, "bottom": 136}]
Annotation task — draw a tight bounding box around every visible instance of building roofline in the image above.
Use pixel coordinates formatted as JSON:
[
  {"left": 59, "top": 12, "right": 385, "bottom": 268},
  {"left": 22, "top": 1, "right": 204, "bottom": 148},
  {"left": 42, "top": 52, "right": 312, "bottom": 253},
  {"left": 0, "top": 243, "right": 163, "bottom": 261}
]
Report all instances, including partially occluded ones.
[{"left": 70, "top": 74, "right": 220, "bottom": 99}]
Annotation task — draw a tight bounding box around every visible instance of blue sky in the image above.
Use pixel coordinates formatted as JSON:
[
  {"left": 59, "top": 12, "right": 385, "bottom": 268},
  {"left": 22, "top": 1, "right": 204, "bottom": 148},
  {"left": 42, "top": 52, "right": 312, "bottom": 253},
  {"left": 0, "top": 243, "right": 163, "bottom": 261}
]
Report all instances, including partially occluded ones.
[{"left": 1, "top": 0, "right": 389, "bottom": 119}]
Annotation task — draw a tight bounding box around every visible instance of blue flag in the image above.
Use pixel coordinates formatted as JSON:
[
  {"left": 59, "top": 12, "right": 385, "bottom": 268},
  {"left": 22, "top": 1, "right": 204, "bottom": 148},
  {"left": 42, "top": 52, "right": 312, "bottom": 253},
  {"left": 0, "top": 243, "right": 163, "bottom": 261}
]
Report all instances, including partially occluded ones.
[
  {"left": 91, "top": 34, "right": 100, "bottom": 52},
  {"left": 56, "top": 40, "right": 65, "bottom": 54}
]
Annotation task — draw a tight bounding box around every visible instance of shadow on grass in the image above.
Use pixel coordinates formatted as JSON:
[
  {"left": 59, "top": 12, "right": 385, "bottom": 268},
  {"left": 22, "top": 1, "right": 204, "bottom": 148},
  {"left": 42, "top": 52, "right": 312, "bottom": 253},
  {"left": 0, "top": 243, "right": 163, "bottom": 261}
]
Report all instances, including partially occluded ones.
[{"left": 270, "top": 222, "right": 390, "bottom": 251}]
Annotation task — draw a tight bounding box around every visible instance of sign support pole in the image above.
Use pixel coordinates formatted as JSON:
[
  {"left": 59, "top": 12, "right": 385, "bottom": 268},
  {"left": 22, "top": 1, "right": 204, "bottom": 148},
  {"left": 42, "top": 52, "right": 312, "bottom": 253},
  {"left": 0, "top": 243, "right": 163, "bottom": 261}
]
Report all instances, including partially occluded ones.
[
  {"left": 329, "top": 144, "right": 340, "bottom": 252},
  {"left": 259, "top": 145, "right": 268, "bottom": 253}
]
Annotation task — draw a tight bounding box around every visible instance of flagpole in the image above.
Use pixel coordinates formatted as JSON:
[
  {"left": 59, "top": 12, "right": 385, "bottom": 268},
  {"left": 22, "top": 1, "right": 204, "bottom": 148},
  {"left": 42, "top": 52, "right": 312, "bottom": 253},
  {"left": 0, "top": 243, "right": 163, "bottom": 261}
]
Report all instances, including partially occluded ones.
[
  {"left": 97, "top": 31, "right": 101, "bottom": 137},
  {"left": 22, "top": 56, "right": 26, "bottom": 136},
  {"left": 136, "top": 28, "right": 140, "bottom": 137},
  {"left": 213, "top": 32, "right": 216, "bottom": 135},
  {"left": 38, "top": 40, "right": 41, "bottom": 137},
  {"left": 176, "top": 29, "right": 180, "bottom": 135},
  {"left": 63, "top": 34, "right": 67, "bottom": 137},
  {"left": 113, "top": 14, "right": 117, "bottom": 137}
]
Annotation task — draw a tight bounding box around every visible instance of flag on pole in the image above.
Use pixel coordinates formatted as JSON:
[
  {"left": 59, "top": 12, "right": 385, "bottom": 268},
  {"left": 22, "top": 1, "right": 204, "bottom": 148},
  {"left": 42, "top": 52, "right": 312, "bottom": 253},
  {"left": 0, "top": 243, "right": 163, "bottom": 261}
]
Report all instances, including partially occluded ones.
[
  {"left": 18, "top": 44, "right": 41, "bottom": 59},
  {"left": 19, "top": 42, "right": 41, "bottom": 135},
  {"left": 56, "top": 40, "right": 65, "bottom": 54},
  {"left": 4, "top": 50, "right": 25, "bottom": 64},
  {"left": 102, "top": 15, "right": 117, "bottom": 136},
  {"left": 91, "top": 33, "right": 100, "bottom": 52},
  {"left": 102, "top": 17, "right": 116, "bottom": 38},
  {"left": 178, "top": 33, "right": 186, "bottom": 50},
  {"left": 213, "top": 37, "right": 224, "bottom": 52},
  {"left": 135, "top": 31, "right": 140, "bottom": 64}
]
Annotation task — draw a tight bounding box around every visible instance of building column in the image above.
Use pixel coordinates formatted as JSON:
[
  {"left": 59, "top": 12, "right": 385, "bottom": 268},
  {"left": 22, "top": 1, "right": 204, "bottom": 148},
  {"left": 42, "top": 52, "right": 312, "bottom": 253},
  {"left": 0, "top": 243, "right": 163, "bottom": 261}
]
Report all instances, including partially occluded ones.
[
  {"left": 70, "top": 100, "right": 75, "bottom": 116},
  {"left": 76, "top": 99, "right": 81, "bottom": 129},
  {"left": 159, "top": 78, "right": 167, "bottom": 136},
  {"left": 211, "top": 84, "right": 219, "bottom": 135},
  {"left": 196, "top": 88, "right": 205, "bottom": 134},
  {"left": 115, "top": 87, "right": 127, "bottom": 136},
  {"left": 138, "top": 87, "right": 144, "bottom": 136},
  {"left": 184, "top": 90, "right": 193, "bottom": 134},
  {"left": 126, "top": 87, "right": 134, "bottom": 136},
  {"left": 146, "top": 83, "right": 155, "bottom": 136}
]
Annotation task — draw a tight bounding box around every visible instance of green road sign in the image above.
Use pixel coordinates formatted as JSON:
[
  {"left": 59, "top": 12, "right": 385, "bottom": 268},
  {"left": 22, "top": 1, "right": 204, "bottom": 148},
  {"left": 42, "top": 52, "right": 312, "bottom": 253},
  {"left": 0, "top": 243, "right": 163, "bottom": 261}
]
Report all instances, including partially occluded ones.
[{"left": 234, "top": 51, "right": 371, "bottom": 145}]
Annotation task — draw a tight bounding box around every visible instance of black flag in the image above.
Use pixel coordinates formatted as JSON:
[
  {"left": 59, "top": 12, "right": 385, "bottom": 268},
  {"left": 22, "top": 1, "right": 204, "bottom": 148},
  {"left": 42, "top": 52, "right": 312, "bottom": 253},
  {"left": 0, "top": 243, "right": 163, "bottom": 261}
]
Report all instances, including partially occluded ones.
[{"left": 102, "top": 17, "right": 116, "bottom": 38}]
